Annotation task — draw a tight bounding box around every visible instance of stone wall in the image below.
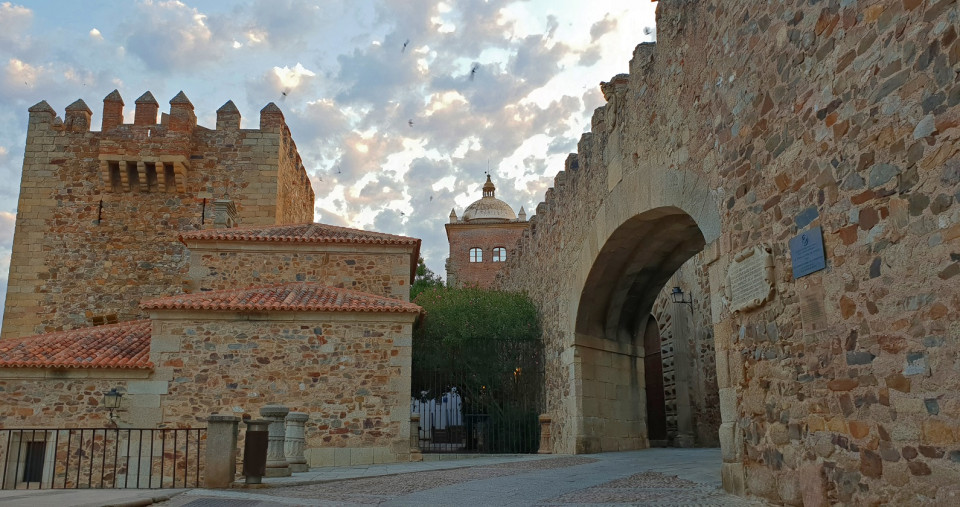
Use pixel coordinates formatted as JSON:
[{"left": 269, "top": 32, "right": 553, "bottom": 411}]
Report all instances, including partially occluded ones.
[
  {"left": 500, "top": 0, "right": 960, "bottom": 503},
  {"left": 0, "top": 311, "right": 416, "bottom": 466},
  {"left": 445, "top": 222, "right": 527, "bottom": 288},
  {"left": 184, "top": 243, "right": 414, "bottom": 301},
  {"left": 651, "top": 255, "right": 720, "bottom": 448},
  {"left": 3, "top": 94, "right": 315, "bottom": 338},
  {"left": 148, "top": 312, "right": 415, "bottom": 465}
]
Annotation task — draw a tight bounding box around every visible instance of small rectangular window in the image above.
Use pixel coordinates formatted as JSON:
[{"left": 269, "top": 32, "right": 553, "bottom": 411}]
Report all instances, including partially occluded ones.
[
  {"left": 493, "top": 247, "right": 506, "bottom": 262},
  {"left": 145, "top": 162, "right": 159, "bottom": 192},
  {"left": 109, "top": 162, "right": 122, "bottom": 192},
  {"left": 22, "top": 441, "right": 45, "bottom": 483},
  {"left": 126, "top": 161, "right": 140, "bottom": 192},
  {"left": 163, "top": 163, "right": 177, "bottom": 193},
  {"left": 469, "top": 248, "right": 482, "bottom": 263}
]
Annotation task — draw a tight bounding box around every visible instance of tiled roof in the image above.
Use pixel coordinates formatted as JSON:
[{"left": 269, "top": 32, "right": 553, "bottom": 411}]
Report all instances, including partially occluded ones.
[
  {"left": 0, "top": 320, "right": 152, "bottom": 369},
  {"left": 179, "top": 223, "right": 420, "bottom": 247},
  {"left": 142, "top": 282, "right": 423, "bottom": 314}
]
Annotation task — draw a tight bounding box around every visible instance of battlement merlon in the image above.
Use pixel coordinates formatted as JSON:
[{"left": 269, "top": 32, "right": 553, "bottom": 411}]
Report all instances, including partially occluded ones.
[
  {"left": 27, "top": 100, "right": 57, "bottom": 127},
  {"left": 28, "top": 91, "right": 293, "bottom": 135}
]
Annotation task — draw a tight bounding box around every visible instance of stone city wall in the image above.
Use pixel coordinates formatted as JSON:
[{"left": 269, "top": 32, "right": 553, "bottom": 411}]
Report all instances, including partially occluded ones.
[
  {"left": 501, "top": 0, "right": 960, "bottom": 504},
  {"left": 3, "top": 93, "right": 314, "bottom": 338},
  {"left": 184, "top": 244, "right": 414, "bottom": 301}
]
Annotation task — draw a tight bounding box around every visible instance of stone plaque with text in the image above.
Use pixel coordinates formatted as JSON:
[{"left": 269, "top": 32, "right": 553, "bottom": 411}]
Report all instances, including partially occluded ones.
[{"left": 726, "top": 244, "right": 775, "bottom": 313}]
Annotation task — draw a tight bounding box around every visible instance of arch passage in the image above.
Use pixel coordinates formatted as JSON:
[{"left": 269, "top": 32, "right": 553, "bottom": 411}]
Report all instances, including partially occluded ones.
[
  {"left": 571, "top": 207, "right": 707, "bottom": 453},
  {"left": 576, "top": 207, "right": 705, "bottom": 343}
]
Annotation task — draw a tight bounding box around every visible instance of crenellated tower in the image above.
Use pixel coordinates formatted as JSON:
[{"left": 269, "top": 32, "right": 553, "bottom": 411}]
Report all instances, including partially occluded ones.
[{"left": 2, "top": 90, "right": 316, "bottom": 338}]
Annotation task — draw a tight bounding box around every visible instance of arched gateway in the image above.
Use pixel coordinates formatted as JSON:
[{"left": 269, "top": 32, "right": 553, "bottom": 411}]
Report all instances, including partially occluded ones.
[{"left": 499, "top": 1, "right": 960, "bottom": 504}]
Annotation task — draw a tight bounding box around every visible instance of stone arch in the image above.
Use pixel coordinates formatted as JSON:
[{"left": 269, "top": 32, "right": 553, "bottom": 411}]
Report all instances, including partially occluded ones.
[{"left": 559, "top": 164, "right": 724, "bottom": 455}]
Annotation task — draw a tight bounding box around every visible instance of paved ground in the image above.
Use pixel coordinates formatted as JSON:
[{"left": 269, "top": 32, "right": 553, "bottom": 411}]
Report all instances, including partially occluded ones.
[{"left": 0, "top": 449, "right": 766, "bottom": 506}]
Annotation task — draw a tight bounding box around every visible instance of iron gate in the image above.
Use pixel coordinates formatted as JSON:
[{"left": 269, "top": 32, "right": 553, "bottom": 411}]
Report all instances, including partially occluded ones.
[
  {"left": 0, "top": 427, "right": 205, "bottom": 490},
  {"left": 412, "top": 337, "right": 544, "bottom": 453}
]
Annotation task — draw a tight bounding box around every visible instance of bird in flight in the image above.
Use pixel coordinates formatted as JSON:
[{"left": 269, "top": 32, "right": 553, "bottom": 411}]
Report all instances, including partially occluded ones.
[
  {"left": 402, "top": 39, "right": 410, "bottom": 53},
  {"left": 408, "top": 119, "right": 414, "bottom": 127},
  {"left": 469, "top": 63, "right": 480, "bottom": 81}
]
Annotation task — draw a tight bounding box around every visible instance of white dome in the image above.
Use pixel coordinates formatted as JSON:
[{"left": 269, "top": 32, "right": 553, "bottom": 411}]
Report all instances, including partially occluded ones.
[
  {"left": 462, "top": 196, "right": 517, "bottom": 222},
  {"left": 460, "top": 175, "right": 517, "bottom": 222}
]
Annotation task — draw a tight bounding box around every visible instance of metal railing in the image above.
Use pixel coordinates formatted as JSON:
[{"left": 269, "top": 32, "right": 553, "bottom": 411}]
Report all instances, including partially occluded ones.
[
  {"left": 0, "top": 427, "right": 205, "bottom": 490},
  {"left": 412, "top": 338, "right": 544, "bottom": 454}
]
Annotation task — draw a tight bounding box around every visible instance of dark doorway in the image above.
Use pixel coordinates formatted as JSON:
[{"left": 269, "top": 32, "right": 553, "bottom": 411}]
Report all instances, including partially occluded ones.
[
  {"left": 22, "top": 440, "right": 46, "bottom": 483},
  {"left": 644, "top": 315, "right": 668, "bottom": 446}
]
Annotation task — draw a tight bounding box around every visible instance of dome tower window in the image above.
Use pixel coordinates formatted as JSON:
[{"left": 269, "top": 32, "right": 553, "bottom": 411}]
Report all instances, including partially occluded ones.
[
  {"left": 469, "top": 248, "right": 483, "bottom": 263},
  {"left": 493, "top": 247, "right": 506, "bottom": 262}
]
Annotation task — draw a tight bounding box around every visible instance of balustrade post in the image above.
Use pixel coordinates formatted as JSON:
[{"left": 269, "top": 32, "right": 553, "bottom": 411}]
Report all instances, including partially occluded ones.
[
  {"left": 538, "top": 414, "right": 552, "bottom": 454},
  {"left": 260, "top": 404, "right": 291, "bottom": 477},
  {"left": 284, "top": 411, "right": 309, "bottom": 473},
  {"left": 204, "top": 414, "right": 240, "bottom": 488}
]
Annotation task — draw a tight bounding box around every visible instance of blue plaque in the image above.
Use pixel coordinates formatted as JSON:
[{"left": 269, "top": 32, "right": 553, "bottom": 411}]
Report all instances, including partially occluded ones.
[{"left": 789, "top": 226, "right": 826, "bottom": 279}]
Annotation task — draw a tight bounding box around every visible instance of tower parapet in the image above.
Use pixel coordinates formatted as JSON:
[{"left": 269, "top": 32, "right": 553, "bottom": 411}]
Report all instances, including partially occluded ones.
[
  {"left": 216, "top": 100, "right": 241, "bottom": 130},
  {"left": 260, "top": 102, "right": 285, "bottom": 131},
  {"left": 101, "top": 90, "right": 124, "bottom": 131},
  {"left": 167, "top": 91, "right": 196, "bottom": 132},
  {"left": 134, "top": 91, "right": 159, "bottom": 126},
  {"left": 64, "top": 99, "right": 92, "bottom": 132}
]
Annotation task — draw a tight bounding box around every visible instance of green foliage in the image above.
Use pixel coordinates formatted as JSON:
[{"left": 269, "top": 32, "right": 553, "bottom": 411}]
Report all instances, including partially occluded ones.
[
  {"left": 412, "top": 286, "right": 540, "bottom": 346},
  {"left": 410, "top": 257, "right": 444, "bottom": 300},
  {"left": 412, "top": 286, "right": 543, "bottom": 452}
]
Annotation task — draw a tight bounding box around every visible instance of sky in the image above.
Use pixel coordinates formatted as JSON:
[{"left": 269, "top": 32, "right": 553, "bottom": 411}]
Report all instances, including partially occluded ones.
[{"left": 0, "top": 0, "right": 657, "bottom": 319}]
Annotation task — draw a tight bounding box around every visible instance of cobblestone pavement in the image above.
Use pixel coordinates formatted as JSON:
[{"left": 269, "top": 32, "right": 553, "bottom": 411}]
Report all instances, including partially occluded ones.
[{"left": 158, "top": 449, "right": 768, "bottom": 506}]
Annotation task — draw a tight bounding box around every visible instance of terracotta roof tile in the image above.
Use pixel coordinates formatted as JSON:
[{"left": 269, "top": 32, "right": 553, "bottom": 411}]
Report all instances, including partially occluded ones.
[
  {"left": 142, "top": 282, "right": 422, "bottom": 314},
  {"left": 179, "top": 223, "right": 420, "bottom": 246},
  {"left": 0, "top": 320, "right": 152, "bottom": 369}
]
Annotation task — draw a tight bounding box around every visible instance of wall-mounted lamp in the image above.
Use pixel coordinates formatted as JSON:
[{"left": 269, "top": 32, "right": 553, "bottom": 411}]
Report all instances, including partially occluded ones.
[
  {"left": 103, "top": 387, "right": 124, "bottom": 420},
  {"left": 671, "top": 287, "right": 694, "bottom": 309}
]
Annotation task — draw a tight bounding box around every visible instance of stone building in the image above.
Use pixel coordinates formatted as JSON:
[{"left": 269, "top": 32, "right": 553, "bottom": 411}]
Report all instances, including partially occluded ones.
[
  {"left": 445, "top": 175, "right": 528, "bottom": 288},
  {"left": 498, "top": 0, "right": 960, "bottom": 504},
  {"left": 0, "top": 93, "right": 424, "bottom": 471},
  {"left": 3, "top": 90, "right": 314, "bottom": 338}
]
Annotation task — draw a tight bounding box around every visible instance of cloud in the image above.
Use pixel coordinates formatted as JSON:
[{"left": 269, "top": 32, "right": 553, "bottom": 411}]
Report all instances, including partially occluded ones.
[
  {"left": 89, "top": 28, "right": 103, "bottom": 41},
  {"left": 273, "top": 63, "right": 316, "bottom": 90},
  {"left": 247, "top": 0, "right": 323, "bottom": 48},
  {"left": 121, "top": 1, "right": 227, "bottom": 71},
  {"left": 0, "top": 210, "right": 14, "bottom": 245},
  {"left": 589, "top": 14, "right": 617, "bottom": 43},
  {"left": 0, "top": 3, "right": 32, "bottom": 49}
]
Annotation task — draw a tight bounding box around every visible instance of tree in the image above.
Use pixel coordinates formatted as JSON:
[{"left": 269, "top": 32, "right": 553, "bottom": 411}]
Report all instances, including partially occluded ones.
[
  {"left": 410, "top": 256, "right": 444, "bottom": 300},
  {"left": 411, "top": 286, "right": 543, "bottom": 452}
]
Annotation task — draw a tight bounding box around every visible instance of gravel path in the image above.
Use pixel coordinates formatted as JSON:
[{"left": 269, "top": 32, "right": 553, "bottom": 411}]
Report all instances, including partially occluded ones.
[
  {"left": 540, "top": 470, "right": 767, "bottom": 506},
  {"left": 255, "top": 457, "right": 599, "bottom": 504},
  {"left": 158, "top": 450, "right": 768, "bottom": 506}
]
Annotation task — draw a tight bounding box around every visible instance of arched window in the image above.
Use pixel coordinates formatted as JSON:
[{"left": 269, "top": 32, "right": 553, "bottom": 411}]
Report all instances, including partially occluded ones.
[
  {"left": 469, "top": 248, "right": 483, "bottom": 262},
  {"left": 492, "top": 247, "right": 506, "bottom": 262}
]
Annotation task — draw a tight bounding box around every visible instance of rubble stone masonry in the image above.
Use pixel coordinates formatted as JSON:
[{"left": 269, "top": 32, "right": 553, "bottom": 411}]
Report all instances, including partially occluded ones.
[
  {"left": 184, "top": 243, "right": 414, "bottom": 302},
  {"left": 2, "top": 93, "right": 314, "bottom": 339},
  {"left": 500, "top": 0, "right": 960, "bottom": 504},
  {"left": 0, "top": 312, "right": 416, "bottom": 466}
]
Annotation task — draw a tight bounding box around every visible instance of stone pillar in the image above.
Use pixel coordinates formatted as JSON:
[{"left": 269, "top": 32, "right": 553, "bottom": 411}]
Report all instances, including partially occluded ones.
[
  {"left": 260, "top": 404, "right": 291, "bottom": 477},
  {"left": 410, "top": 414, "right": 420, "bottom": 451},
  {"left": 204, "top": 414, "right": 240, "bottom": 488},
  {"left": 538, "top": 414, "right": 553, "bottom": 454},
  {"left": 284, "top": 411, "right": 309, "bottom": 473}
]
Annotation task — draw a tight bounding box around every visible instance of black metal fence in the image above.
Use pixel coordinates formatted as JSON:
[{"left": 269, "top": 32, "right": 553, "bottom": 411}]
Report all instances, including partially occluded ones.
[
  {"left": 412, "top": 338, "right": 544, "bottom": 453},
  {"left": 0, "top": 428, "right": 205, "bottom": 490}
]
